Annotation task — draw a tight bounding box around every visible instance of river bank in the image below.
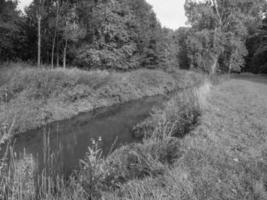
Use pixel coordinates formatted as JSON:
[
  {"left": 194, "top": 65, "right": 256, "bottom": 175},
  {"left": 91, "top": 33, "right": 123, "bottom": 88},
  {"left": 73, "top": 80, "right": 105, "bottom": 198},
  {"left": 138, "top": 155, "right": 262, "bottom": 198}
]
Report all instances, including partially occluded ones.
[
  {"left": 2, "top": 75, "right": 266, "bottom": 200},
  {"left": 0, "top": 78, "right": 206, "bottom": 200},
  {"left": 103, "top": 75, "right": 267, "bottom": 200},
  {"left": 0, "top": 63, "right": 202, "bottom": 139}
]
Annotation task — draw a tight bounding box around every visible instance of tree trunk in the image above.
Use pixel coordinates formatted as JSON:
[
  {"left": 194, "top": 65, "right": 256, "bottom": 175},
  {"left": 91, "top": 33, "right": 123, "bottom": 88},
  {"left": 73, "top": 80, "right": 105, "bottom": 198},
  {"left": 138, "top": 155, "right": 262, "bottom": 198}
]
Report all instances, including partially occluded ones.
[
  {"left": 51, "top": 1, "right": 59, "bottom": 69},
  {"left": 63, "top": 39, "right": 68, "bottom": 69},
  {"left": 210, "top": 0, "right": 222, "bottom": 75},
  {"left": 210, "top": 55, "right": 218, "bottom": 75},
  {"left": 51, "top": 37, "right": 55, "bottom": 69},
  {"left": 37, "top": 15, "right": 42, "bottom": 68},
  {"left": 228, "top": 63, "right": 232, "bottom": 74},
  {"left": 56, "top": 36, "right": 59, "bottom": 67},
  {"left": 56, "top": 49, "right": 59, "bottom": 67}
]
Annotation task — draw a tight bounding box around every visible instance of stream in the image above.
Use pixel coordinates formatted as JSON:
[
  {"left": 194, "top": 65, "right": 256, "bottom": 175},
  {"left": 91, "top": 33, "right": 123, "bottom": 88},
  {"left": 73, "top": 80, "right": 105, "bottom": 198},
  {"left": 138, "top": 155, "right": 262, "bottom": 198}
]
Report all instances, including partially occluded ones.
[{"left": 2, "top": 95, "right": 167, "bottom": 176}]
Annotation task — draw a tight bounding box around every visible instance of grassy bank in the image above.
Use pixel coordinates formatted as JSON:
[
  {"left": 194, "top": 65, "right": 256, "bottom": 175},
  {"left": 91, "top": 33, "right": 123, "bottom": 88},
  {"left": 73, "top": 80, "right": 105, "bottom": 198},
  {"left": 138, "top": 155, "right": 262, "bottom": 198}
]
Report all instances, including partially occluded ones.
[
  {"left": 0, "top": 80, "right": 204, "bottom": 199},
  {"left": 1, "top": 76, "right": 264, "bottom": 200},
  {"left": 0, "top": 63, "right": 202, "bottom": 137},
  {"left": 103, "top": 76, "right": 267, "bottom": 200}
]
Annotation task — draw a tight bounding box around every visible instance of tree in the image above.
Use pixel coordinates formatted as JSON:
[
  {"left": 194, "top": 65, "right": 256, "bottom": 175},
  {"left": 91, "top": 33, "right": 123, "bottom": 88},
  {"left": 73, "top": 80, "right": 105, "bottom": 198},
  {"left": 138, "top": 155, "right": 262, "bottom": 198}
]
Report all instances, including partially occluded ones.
[
  {"left": 175, "top": 27, "right": 191, "bottom": 69},
  {"left": 0, "top": 0, "right": 165, "bottom": 70},
  {"left": 61, "top": 2, "right": 85, "bottom": 69},
  {"left": 184, "top": 0, "right": 266, "bottom": 74},
  {"left": 36, "top": 0, "right": 47, "bottom": 67},
  {"left": 246, "top": 16, "right": 267, "bottom": 73},
  {"left": 0, "top": 0, "right": 22, "bottom": 61},
  {"left": 74, "top": 0, "right": 163, "bottom": 70},
  {"left": 128, "top": 0, "right": 163, "bottom": 68},
  {"left": 157, "top": 28, "right": 180, "bottom": 70},
  {"left": 50, "top": 0, "right": 60, "bottom": 68}
]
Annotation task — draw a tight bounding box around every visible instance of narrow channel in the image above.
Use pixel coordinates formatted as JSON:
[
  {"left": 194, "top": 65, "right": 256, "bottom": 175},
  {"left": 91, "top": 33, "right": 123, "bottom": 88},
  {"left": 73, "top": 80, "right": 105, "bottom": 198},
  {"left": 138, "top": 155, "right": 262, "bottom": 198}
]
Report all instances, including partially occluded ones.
[{"left": 2, "top": 95, "right": 167, "bottom": 177}]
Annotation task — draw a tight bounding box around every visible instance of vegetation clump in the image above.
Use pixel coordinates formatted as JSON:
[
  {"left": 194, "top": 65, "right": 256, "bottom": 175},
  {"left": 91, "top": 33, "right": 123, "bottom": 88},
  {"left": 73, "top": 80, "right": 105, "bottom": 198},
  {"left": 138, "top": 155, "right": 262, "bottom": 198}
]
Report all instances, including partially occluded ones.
[{"left": 132, "top": 88, "right": 202, "bottom": 139}]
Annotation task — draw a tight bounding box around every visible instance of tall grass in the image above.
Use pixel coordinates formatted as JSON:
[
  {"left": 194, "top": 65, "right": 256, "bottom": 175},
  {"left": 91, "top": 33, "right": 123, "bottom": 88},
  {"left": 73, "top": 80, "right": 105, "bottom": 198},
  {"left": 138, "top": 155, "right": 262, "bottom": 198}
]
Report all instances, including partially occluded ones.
[
  {"left": 0, "top": 64, "right": 206, "bottom": 199},
  {"left": 0, "top": 129, "right": 89, "bottom": 200},
  {"left": 1, "top": 63, "right": 195, "bottom": 136},
  {"left": 0, "top": 84, "right": 205, "bottom": 200},
  {"left": 2, "top": 71, "right": 266, "bottom": 200},
  {"left": 132, "top": 82, "right": 205, "bottom": 140}
]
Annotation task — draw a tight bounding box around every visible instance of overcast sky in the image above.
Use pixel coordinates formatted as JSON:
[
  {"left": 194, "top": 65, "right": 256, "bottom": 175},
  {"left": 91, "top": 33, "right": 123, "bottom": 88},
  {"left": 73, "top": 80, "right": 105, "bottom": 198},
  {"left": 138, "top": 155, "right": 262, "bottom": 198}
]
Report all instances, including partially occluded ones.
[
  {"left": 17, "top": 0, "right": 32, "bottom": 11},
  {"left": 146, "top": 0, "right": 187, "bottom": 29},
  {"left": 18, "top": 0, "right": 187, "bottom": 29}
]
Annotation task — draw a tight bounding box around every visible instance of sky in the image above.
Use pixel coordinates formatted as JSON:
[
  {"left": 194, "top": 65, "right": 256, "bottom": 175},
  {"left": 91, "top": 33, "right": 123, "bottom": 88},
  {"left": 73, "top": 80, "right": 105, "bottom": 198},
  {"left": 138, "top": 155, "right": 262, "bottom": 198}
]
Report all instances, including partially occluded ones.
[
  {"left": 146, "top": 0, "right": 187, "bottom": 29},
  {"left": 17, "top": 0, "right": 32, "bottom": 11},
  {"left": 17, "top": 0, "right": 187, "bottom": 30}
]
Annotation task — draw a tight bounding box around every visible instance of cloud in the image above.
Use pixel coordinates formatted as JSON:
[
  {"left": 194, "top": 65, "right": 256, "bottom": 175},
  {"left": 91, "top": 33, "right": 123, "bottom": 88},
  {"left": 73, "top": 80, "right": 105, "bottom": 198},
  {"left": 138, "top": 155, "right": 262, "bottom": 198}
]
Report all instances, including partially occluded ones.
[{"left": 146, "top": 0, "right": 187, "bottom": 29}]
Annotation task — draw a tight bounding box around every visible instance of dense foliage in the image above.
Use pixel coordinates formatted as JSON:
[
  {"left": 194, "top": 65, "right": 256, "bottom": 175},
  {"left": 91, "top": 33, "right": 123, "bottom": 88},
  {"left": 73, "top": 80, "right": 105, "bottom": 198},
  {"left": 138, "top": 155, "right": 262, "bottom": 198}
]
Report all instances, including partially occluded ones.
[
  {"left": 182, "top": 0, "right": 267, "bottom": 73},
  {"left": 246, "top": 17, "right": 267, "bottom": 73},
  {"left": 0, "top": 0, "right": 24, "bottom": 61},
  {"left": 0, "top": 0, "right": 171, "bottom": 70},
  {"left": 0, "top": 0, "right": 267, "bottom": 73}
]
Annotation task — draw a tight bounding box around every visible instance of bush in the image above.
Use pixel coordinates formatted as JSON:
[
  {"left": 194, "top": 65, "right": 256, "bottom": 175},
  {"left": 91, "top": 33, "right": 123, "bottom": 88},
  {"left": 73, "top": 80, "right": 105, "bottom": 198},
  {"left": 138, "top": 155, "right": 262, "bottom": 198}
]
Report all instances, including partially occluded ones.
[
  {"left": 143, "top": 137, "right": 183, "bottom": 165},
  {"left": 100, "top": 144, "right": 165, "bottom": 188},
  {"left": 165, "top": 89, "right": 201, "bottom": 138},
  {"left": 132, "top": 88, "right": 201, "bottom": 139}
]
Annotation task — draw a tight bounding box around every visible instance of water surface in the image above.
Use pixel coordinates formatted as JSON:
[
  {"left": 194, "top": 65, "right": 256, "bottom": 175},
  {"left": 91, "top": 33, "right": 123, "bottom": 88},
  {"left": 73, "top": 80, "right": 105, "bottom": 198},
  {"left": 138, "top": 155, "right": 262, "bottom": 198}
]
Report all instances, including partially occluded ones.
[{"left": 8, "top": 95, "right": 167, "bottom": 176}]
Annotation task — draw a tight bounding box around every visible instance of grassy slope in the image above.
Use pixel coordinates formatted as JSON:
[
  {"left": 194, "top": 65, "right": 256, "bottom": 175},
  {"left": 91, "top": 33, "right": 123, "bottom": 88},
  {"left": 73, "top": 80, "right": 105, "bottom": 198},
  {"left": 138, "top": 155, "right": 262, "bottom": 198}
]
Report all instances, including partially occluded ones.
[
  {"left": 2, "top": 74, "right": 266, "bottom": 200},
  {"left": 104, "top": 75, "right": 267, "bottom": 200},
  {"left": 0, "top": 64, "right": 201, "bottom": 135}
]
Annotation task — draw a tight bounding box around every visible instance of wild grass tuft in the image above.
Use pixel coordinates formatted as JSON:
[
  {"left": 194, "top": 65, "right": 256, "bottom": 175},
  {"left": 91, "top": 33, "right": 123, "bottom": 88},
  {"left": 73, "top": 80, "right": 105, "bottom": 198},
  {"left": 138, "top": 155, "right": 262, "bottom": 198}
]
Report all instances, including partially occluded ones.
[{"left": 132, "top": 85, "right": 203, "bottom": 140}]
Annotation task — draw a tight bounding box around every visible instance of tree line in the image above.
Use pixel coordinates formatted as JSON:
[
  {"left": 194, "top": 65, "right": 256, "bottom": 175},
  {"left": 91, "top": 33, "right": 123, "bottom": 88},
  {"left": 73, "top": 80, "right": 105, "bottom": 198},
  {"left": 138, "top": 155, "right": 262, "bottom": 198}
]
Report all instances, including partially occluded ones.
[
  {"left": 0, "top": 0, "right": 267, "bottom": 73},
  {"left": 182, "top": 0, "right": 267, "bottom": 74},
  {"left": 0, "top": 0, "right": 171, "bottom": 70}
]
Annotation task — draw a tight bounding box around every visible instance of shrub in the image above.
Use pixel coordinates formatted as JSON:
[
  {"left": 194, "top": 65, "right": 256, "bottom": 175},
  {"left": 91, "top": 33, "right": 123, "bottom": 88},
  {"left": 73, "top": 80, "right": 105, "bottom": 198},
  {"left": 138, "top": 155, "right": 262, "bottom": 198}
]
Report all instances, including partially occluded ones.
[
  {"left": 132, "top": 88, "right": 201, "bottom": 139},
  {"left": 165, "top": 89, "right": 201, "bottom": 138},
  {"left": 143, "top": 137, "right": 183, "bottom": 165}
]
